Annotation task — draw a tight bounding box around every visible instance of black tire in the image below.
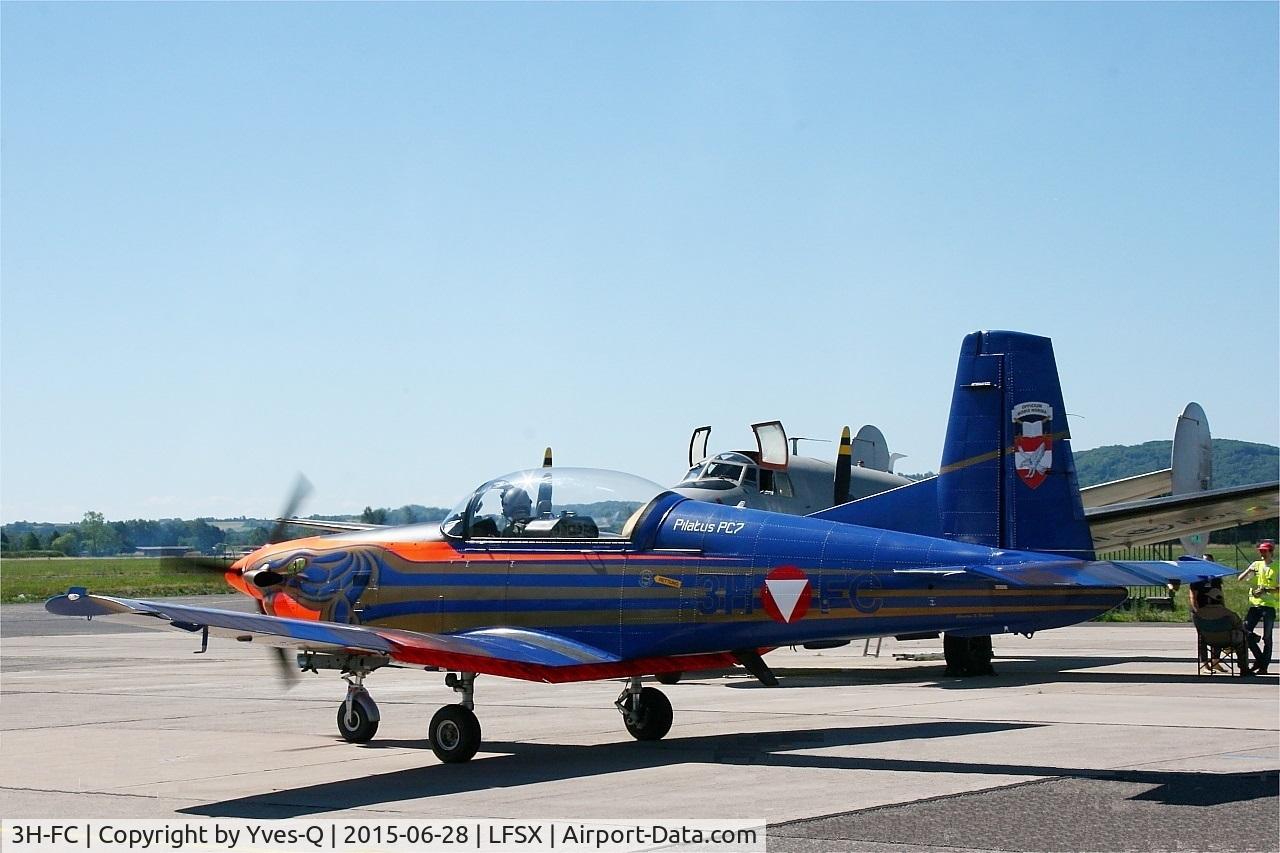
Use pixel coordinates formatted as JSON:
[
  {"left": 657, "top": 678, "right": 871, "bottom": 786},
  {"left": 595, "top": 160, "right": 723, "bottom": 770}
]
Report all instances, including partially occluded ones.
[
  {"left": 336, "top": 696, "right": 379, "bottom": 743},
  {"left": 656, "top": 671, "right": 682, "bottom": 685},
  {"left": 943, "top": 634, "right": 995, "bottom": 677},
  {"left": 429, "top": 704, "right": 482, "bottom": 763},
  {"left": 624, "top": 686, "right": 673, "bottom": 741}
]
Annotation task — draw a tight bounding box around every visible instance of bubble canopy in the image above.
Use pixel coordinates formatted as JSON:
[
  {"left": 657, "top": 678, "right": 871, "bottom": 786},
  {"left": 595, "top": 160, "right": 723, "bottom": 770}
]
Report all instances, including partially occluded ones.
[{"left": 440, "top": 467, "right": 668, "bottom": 540}]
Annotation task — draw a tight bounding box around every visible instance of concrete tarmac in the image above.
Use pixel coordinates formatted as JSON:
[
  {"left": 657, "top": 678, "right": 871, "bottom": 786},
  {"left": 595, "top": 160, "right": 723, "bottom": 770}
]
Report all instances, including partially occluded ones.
[{"left": 2, "top": 597, "right": 1277, "bottom": 852}]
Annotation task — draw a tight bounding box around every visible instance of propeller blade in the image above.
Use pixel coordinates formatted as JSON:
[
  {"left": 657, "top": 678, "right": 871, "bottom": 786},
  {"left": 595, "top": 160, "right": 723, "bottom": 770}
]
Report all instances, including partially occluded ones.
[
  {"left": 834, "top": 426, "right": 852, "bottom": 505},
  {"left": 162, "top": 555, "right": 236, "bottom": 575},
  {"left": 267, "top": 474, "right": 314, "bottom": 545},
  {"left": 256, "top": 597, "right": 298, "bottom": 686},
  {"left": 269, "top": 645, "right": 300, "bottom": 687}
]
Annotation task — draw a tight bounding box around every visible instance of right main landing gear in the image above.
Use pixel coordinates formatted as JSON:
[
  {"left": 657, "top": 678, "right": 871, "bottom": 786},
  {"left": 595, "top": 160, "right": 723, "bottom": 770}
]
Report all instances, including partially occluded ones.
[{"left": 616, "top": 677, "right": 673, "bottom": 741}]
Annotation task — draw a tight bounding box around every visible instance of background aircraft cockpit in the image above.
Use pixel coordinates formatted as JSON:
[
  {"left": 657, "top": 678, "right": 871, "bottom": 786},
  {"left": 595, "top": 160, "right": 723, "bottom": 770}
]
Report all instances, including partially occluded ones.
[
  {"left": 678, "top": 452, "right": 759, "bottom": 491},
  {"left": 441, "top": 467, "right": 665, "bottom": 541}
]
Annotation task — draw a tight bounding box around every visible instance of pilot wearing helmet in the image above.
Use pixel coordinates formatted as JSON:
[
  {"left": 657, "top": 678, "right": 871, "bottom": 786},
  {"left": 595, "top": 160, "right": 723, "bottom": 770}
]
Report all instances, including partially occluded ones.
[{"left": 500, "top": 486, "right": 534, "bottom": 536}]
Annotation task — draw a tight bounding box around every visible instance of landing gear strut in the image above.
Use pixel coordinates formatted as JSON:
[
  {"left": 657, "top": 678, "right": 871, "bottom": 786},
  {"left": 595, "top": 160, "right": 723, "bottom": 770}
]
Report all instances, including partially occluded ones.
[
  {"left": 429, "top": 672, "right": 481, "bottom": 763},
  {"left": 943, "top": 634, "right": 995, "bottom": 677},
  {"left": 336, "top": 670, "right": 380, "bottom": 743},
  {"left": 616, "top": 677, "right": 673, "bottom": 741}
]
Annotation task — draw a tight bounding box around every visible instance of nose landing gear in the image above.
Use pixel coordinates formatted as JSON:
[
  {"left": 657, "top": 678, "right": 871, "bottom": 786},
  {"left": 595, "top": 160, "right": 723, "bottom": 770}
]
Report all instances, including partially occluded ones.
[
  {"left": 337, "top": 675, "right": 380, "bottom": 743},
  {"left": 297, "top": 652, "right": 385, "bottom": 744},
  {"left": 616, "top": 677, "right": 673, "bottom": 741}
]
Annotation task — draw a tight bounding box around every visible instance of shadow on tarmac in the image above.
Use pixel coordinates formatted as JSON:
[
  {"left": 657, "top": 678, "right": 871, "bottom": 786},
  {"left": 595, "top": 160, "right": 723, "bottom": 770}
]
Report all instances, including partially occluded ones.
[
  {"left": 721, "top": 656, "right": 1276, "bottom": 689},
  {"left": 178, "top": 719, "right": 1274, "bottom": 818}
]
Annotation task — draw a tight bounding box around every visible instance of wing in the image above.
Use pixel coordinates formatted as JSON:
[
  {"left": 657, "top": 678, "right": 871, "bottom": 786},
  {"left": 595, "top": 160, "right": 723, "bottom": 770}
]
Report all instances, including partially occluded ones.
[
  {"left": 44, "top": 589, "right": 735, "bottom": 684},
  {"left": 1079, "top": 468, "right": 1172, "bottom": 508},
  {"left": 274, "top": 517, "right": 384, "bottom": 533},
  {"left": 1086, "top": 481, "right": 1279, "bottom": 551},
  {"left": 965, "top": 556, "right": 1232, "bottom": 588}
]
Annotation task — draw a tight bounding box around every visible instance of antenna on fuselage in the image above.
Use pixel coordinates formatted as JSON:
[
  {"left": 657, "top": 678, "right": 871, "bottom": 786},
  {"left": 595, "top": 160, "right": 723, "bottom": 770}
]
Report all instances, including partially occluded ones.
[
  {"left": 537, "top": 447, "right": 554, "bottom": 515},
  {"left": 788, "top": 436, "right": 832, "bottom": 456}
]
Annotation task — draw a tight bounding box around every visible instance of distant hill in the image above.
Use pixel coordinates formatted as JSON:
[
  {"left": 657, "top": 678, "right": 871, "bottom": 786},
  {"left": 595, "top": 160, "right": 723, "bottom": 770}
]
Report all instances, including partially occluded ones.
[{"left": 1074, "top": 439, "right": 1278, "bottom": 488}]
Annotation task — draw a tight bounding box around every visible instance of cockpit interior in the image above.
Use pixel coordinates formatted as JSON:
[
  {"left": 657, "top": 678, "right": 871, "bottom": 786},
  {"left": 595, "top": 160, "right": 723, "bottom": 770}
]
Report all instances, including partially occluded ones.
[
  {"left": 678, "top": 451, "right": 794, "bottom": 496},
  {"left": 441, "top": 467, "right": 664, "bottom": 541}
]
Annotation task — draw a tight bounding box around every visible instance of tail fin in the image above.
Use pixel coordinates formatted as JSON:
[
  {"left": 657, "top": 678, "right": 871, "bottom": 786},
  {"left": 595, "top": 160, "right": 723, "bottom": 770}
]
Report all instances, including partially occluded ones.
[{"left": 941, "top": 331, "right": 1094, "bottom": 559}]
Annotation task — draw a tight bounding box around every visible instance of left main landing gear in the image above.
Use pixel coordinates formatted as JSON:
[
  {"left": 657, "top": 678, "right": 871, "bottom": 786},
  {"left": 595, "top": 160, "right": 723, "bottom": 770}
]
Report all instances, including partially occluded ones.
[
  {"left": 943, "top": 634, "right": 996, "bottom": 677},
  {"left": 428, "top": 672, "right": 481, "bottom": 763},
  {"left": 616, "top": 677, "right": 673, "bottom": 741}
]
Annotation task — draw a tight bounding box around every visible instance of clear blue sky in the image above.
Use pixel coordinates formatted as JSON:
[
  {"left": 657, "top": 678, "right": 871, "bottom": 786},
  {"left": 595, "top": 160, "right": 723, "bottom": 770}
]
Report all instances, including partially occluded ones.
[{"left": 3, "top": 2, "right": 1276, "bottom": 523}]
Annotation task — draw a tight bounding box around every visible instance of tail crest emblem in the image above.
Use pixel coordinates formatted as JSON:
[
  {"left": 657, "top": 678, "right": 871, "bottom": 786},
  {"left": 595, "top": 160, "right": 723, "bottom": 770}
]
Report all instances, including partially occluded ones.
[{"left": 1012, "top": 401, "right": 1054, "bottom": 489}]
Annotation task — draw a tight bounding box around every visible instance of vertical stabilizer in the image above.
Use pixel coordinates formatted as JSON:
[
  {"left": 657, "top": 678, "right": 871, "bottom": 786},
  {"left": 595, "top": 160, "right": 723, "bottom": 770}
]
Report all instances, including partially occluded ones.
[{"left": 939, "top": 331, "right": 1094, "bottom": 559}]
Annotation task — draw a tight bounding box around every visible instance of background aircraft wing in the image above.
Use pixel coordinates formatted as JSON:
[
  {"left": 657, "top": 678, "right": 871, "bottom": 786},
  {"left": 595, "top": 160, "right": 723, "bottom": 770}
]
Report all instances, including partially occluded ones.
[
  {"left": 965, "top": 557, "right": 1232, "bottom": 588},
  {"left": 1079, "top": 469, "right": 1172, "bottom": 508},
  {"left": 273, "top": 517, "right": 384, "bottom": 533},
  {"left": 1085, "top": 481, "right": 1279, "bottom": 551},
  {"left": 45, "top": 590, "right": 735, "bottom": 684}
]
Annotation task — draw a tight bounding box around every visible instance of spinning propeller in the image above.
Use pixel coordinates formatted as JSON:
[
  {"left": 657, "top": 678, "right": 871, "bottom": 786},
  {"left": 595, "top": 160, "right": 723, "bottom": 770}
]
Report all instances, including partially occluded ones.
[{"left": 164, "top": 474, "right": 314, "bottom": 686}]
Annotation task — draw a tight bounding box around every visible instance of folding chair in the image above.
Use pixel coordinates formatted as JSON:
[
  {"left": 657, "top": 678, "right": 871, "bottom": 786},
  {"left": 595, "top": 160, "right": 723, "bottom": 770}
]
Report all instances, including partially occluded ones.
[{"left": 1193, "top": 614, "right": 1246, "bottom": 676}]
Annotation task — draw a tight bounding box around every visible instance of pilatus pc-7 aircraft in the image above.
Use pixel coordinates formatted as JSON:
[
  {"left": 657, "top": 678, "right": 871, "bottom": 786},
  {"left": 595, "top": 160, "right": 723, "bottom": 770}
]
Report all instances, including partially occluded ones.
[{"left": 49, "top": 332, "right": 1266, "bottom": 764}]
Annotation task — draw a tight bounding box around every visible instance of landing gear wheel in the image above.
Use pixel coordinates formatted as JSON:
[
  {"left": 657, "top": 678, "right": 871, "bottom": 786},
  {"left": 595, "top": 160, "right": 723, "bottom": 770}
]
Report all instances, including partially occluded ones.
[
  {"left": 623, "top": 686, "right": 673, "bottom": 741},
  {"left": 656, "top": 671, "right": 682, "bottom": 685},
  {"left": 336, "top": 696, "right": 379, "bottom": 743},
  {"left": 429, "top": 704, "right": 481, "bottom": 763},
  {"left": 943, "top": 634, "right": 996, "bottom": 677}
]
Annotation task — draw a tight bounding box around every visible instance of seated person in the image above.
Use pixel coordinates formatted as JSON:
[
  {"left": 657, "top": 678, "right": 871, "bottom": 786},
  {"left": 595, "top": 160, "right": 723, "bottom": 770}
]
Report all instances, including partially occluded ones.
[
  {"left": 500, "top": 486, "right": 533, "bottom": 536},
  {"left": 1188, "top": 577, "right": 1225, "bottom": 668},
  {"left": 1192, "top": 588, "right": 1252, "bottom": 677}
]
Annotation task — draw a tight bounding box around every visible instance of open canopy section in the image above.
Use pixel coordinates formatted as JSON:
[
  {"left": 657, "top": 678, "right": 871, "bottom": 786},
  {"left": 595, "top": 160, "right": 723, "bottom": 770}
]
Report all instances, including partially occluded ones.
[{"left": 441, "top": 467, "right": 667, "bottom": 541}]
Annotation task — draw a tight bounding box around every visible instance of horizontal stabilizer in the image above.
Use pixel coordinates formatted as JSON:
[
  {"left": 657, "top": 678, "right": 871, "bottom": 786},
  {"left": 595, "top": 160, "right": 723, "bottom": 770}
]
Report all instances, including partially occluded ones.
[{"left": 966, "top": 557, "right": 1231, "bottom": 588}]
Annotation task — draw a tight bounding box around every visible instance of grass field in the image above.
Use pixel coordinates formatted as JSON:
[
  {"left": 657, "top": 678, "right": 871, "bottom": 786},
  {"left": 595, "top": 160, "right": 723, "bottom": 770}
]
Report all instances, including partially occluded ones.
[{"left": 1, "top": 556, "right": 232, "bottom": 602}]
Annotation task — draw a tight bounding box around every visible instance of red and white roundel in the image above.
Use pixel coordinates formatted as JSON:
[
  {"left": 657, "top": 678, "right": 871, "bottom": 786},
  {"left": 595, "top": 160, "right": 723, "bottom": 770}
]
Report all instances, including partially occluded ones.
[{"left": 761, "top": 566, "right": 812, "bottom": 624}]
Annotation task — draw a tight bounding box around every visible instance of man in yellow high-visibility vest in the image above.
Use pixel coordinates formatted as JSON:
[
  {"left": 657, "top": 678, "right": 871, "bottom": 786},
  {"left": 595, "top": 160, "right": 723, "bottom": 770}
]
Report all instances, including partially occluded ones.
[{"left": 1239, "top": 539, "right": 1278, "bottom": 675}]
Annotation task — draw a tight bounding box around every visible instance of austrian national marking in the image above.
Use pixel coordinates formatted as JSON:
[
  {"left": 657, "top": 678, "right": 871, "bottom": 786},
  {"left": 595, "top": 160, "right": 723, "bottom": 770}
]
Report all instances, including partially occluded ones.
[{"left": 761, "top": 566, "right": 812, "bottom": 624}]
